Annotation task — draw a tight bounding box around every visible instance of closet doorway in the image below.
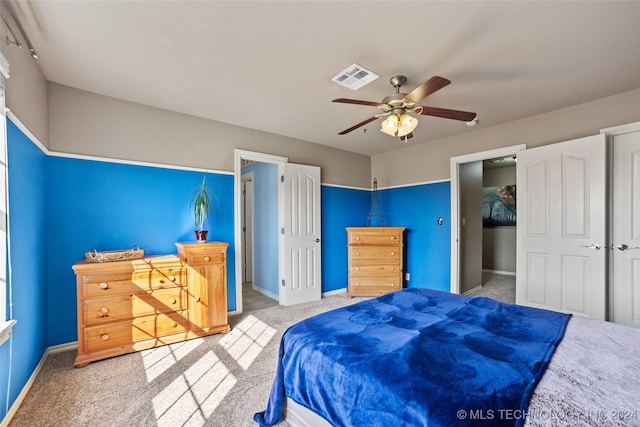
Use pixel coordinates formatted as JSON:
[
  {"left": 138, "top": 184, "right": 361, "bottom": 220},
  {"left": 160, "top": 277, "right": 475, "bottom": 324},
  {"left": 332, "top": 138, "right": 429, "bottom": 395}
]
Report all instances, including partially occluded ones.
[
  {"left": 234, "top": 150, "right": 287, "bottom": 314},
  {"left": 450, "top": 145, "right": 525, "bottom": 295},
  {"left": 234, "top": 149, "right": 322, "bottom": 313}
]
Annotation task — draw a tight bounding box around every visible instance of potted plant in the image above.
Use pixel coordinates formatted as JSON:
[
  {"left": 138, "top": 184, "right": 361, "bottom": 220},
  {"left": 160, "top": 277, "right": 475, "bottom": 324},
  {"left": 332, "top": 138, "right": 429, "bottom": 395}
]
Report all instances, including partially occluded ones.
[{"left": 190, "top": 175, "right": 214, "bottom": 242}]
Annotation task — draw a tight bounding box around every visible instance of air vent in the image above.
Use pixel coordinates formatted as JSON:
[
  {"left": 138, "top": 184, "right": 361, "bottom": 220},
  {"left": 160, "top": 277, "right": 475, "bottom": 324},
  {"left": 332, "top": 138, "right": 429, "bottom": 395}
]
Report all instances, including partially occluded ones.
[{"left": 331, "top": 63, "right": 379, "bottom": 90}]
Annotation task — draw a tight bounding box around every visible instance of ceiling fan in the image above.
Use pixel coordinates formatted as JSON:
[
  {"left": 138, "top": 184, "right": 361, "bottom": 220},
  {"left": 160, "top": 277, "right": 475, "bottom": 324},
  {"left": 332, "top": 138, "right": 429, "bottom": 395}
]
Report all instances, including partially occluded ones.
[{"left": 332, "top": 75, "right": 477, "bottom": 141}]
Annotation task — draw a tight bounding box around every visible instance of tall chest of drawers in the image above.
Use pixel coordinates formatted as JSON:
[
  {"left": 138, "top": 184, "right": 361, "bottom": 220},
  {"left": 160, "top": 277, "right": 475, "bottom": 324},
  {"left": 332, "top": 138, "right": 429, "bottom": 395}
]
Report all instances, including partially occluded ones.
[
  {"left": 73, "top": 242, "right": 230, "bottom": 367},
  {"left": 347, "top": 227, "right": 405, "bottom": 297}
]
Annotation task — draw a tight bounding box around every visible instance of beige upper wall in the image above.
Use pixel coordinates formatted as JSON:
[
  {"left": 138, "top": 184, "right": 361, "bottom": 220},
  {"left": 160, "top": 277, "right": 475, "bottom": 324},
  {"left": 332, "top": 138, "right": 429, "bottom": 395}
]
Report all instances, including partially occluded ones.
[
  {"left": 372, "top": 88, "right": 640, "bottom": 188},
  {"left": 48, "top": 83, "right": 371, "bottom": 188},
  {"left": 1, "top": 30, "right": 48, "bottom": 147}
]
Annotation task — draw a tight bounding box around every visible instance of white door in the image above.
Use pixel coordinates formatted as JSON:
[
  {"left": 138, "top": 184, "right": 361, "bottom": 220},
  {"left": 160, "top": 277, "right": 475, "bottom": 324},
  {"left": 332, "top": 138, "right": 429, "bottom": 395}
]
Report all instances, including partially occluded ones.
[
  {"left": 280, "top": 163, "right": 322, "bottom": 306},
  {"left": 612, "top": 129, "right": 640, "bottom": 326},
  {"left": 516, "top": 134, "right": 606, "bottom": 319}
]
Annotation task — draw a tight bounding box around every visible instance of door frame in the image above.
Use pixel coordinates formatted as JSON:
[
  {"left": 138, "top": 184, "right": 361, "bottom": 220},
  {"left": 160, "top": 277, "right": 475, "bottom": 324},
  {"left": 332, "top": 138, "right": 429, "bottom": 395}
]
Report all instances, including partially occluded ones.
[
  {"left": 241, "top": 171, "right": 254, "bottom": 285},
  {"left": 450, "top": 144, "right": 526, "bottom": 294},
  {"left": 234, "top": 149, "right": 287, "bottom": 314}
]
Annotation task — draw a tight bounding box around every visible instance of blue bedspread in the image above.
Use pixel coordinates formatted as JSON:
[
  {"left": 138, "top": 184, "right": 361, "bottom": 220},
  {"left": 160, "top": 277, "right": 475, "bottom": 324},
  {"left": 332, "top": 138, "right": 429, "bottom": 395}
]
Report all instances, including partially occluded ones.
[{"left": 254, "top": 288, "right": 571, "bottom": 427}]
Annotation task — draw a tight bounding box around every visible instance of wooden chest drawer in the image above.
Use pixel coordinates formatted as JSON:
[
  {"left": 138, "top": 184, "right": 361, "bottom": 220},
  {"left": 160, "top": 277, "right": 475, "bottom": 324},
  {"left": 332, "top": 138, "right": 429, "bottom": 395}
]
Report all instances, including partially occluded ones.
[
  {"left": 83, "top": 287, "right": 187, "bottom": 325},
  {"left": 348, "top": 229, "right": 403, "bottom": 246},
  {"left": 183, "top": 252, "right": 224, "bottom": 265},
  {"left": 84, "top": 311, "right": 188, "bottom": 352},
  {"left": 350, "top": 264, "right": 401, "bottom": 277},
  {"left": 82, "top": 269, "right": 185, "bottom": 298},
  {"left": 349, "top": 246, "right": 401, "bottom": 262},
  {"left": 349, "top": 277, "right": 401, "bottom": 294}
]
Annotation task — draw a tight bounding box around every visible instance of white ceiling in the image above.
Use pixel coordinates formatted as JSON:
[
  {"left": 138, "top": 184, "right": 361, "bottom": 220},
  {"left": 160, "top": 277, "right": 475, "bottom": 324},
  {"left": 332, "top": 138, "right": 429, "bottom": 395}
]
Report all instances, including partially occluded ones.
[{"left": 8, "top": 1, "right": 640, "bottom": 156}]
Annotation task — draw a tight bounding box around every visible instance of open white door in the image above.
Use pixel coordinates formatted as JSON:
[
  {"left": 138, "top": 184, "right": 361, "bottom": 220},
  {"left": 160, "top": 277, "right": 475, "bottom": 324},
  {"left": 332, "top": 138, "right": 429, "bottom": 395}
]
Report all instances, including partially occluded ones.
[
  {"left": 280, "top": 163, "right": 321, "bottom": 306},
  {"left": 611, "top": 127, "right": 640, "bottom": 326},
  {"left": 516, "top": 134, "right": 606, "bottom": 319}
]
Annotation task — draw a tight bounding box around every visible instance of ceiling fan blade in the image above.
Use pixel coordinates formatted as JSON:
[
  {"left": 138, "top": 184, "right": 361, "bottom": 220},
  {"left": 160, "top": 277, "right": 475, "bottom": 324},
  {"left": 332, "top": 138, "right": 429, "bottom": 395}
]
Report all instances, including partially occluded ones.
[
  {"left": 404, "top": 76, "right": 451, "bottom": 103},
  {"left": 332, "top": 98, "right": 384, "bottom": 107},
  {"left": 338, "top": 116, "right": 380, "bottom": 135},
  {"left": 417, "top": 106, "right": 477, "bottom": 122}
]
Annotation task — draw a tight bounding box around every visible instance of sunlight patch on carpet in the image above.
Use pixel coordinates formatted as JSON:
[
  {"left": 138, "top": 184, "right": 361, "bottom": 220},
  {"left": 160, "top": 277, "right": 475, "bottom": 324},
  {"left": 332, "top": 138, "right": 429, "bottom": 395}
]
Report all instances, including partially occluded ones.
[
  {"left": 142, "top": 338, "right": 204, "bottom": 382},
  {"left": 152, "top": 349, "right": 237, "bottom": 426},
  {"left": 219, "top": 314, "right": 277, "bottom": 370}
]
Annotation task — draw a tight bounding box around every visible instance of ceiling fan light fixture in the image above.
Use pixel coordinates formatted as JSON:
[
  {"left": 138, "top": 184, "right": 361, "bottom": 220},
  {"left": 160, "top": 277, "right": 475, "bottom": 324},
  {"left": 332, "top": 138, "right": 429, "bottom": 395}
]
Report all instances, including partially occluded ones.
[
  {"left": 380, "top": 115, "right": 399, "bottom": 136},
  {"left": 397, "top": 114, "right": 418, "bottom": 137}
]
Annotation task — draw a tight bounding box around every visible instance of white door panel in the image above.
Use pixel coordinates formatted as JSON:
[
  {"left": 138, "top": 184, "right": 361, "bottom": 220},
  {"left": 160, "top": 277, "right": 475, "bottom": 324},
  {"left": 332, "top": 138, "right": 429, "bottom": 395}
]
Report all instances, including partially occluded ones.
[
  {"left": 281, "top": 163, "right": 321, "bottom": 306},
  {"left": 612, "top": 130, "right": 640, "bottom": 326},
  {"left": 516, "top": 134, "right": 606, "bottom": 319}
]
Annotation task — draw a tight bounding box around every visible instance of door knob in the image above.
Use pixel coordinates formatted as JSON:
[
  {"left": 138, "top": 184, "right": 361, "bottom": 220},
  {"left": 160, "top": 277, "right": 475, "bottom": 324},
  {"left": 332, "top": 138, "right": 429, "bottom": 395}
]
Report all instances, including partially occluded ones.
[
  {"left": 580, "top": 243, "right": 601, "bottom": 250},
  {"left": 617, "top": 244, "right": 640, "bottom": 251}
]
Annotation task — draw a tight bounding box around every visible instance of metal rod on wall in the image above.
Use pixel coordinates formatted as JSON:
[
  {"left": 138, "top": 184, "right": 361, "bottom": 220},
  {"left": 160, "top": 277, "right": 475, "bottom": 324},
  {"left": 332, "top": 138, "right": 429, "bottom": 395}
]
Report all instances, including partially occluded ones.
[{"left": 3, "top": 0, "right": 38, "bottom": 59}]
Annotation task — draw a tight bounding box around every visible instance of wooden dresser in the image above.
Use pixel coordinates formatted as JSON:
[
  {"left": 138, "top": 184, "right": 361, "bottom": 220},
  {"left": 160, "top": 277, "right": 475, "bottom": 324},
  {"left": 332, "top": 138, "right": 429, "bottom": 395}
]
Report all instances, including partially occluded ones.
[
  {"left": 347, "top": 227, "right": 405, "bottom": 297},
  {"left": 72, "top": 242, "right": 229, "bottom": 367}
]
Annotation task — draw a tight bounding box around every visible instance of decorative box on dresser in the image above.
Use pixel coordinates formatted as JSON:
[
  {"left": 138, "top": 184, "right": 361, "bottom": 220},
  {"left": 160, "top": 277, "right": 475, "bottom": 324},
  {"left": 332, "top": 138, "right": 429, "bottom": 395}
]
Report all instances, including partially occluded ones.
[
  {"left": 72, "top": 242, "right": 230, "bottom": 368},
  {"left": 347, "top": 227, "right": 405, "bottom": 297}
]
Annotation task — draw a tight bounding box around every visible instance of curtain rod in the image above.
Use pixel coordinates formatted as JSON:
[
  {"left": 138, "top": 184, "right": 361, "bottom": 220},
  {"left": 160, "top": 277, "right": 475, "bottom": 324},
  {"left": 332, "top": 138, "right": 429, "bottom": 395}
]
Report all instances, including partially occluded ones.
[{"left": 3, "top": 0, "right": 38, "bottom": 59}]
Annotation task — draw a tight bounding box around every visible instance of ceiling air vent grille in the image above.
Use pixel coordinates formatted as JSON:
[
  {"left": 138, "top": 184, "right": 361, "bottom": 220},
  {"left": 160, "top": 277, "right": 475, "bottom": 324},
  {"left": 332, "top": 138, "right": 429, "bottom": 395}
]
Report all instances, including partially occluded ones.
[{"left": 331, "top": 64, "right": 379, "bottom": 90}]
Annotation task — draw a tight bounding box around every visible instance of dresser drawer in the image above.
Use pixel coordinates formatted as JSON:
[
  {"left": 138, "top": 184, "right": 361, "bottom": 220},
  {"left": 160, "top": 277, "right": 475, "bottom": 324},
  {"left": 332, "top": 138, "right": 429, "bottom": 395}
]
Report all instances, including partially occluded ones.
[
  {"left": 83, "top": 287, "right": 187, "bottom": 325},
  {"left": 82, "top": 269, "right": 185, "bottom": 298},
  {"left": 182, "top": 252, "right": 224, "bottom": 265},
  {"left": 350, "top": 264, "right": 401, "bottom": 277},
  {"left": 84, "top": 311, "right": 187, "bottom": 352},
  {"left": 348, "top": 230, "right": 403, "bottom": 246},
  {"left": 349, "top": 246, "right": 401, "bottom": 262},
  {"left": 349, "top": 277, "right": 401, "bottom": 293}
]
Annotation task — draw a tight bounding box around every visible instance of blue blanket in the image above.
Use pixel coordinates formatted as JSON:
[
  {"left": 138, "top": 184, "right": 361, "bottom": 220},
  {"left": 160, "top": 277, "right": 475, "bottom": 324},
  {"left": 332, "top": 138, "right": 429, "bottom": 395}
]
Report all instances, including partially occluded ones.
[{"left": 254, "top": 288, "right": 571, "bottom": 427}]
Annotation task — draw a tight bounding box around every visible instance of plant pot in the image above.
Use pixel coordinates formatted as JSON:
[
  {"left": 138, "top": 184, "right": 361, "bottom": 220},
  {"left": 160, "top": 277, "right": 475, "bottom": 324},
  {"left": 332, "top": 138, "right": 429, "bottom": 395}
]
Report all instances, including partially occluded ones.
[{"left": 195, "top": 230, "right": 208, "bottom": 242}]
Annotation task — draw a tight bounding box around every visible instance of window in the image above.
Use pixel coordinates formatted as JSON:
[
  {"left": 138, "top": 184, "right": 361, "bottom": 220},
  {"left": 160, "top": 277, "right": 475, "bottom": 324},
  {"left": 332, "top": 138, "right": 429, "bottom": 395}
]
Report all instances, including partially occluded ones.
[{"left": 0, "top": 52, "right": 14, "bottom": 345}]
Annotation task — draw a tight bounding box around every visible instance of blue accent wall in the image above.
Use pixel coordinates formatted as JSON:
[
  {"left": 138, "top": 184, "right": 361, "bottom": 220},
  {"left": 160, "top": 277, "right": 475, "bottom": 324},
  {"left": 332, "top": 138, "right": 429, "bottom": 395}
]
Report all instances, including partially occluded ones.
[
  {"left": 321, "top": 186, "right": 370, "bottom": 293},
  {"left": 45, "top": 157, "right": 236, "bottom": 345},
  {"left": 2, "top": 119, "right": 48, "bottom": 421},
  {"left": 379, "top": 182, "right": 451, "bottom": 291}
]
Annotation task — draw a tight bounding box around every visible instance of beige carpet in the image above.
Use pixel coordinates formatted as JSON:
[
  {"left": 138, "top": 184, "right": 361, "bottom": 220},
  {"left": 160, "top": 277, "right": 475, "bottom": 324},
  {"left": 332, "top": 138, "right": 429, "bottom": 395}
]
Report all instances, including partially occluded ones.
[
  {"left": 9, "top": 293, "right": 365, "bottom": 427},
  {"left": 9, "top": 281, "right": 514, "bottom": 427}
]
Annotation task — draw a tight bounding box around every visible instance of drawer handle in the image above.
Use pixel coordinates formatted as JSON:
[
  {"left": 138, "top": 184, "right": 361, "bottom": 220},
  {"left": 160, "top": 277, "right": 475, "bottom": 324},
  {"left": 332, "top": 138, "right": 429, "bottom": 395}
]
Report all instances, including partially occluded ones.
[
  {"left": 390, "top": 251, "right": 395, "bottom": 256},
  {"left": 193, "top": 296, "right": 201, "bottom": 302},
  {"left": 172, "top": 322, "right": 178, "bottom": 328},
  {"left": 204, "top": 256, "right": 211, "bottom": 262},
  {"left": 100, "top": 307, "right": 109, "bottom": 314},
  {"left": 101, "top": 334, "right": 110, "bottom": 341},
  {"left": 100, "top": 282, "right": 109, "bottom": 290},
  {"left": 356, "top": 252, "right": 360, "bottom": 256},
  {"left": 390, "top": 267, "right": 395, "bottom": 271},
  {"left": 169, "top": 298, "right": 177, "bottom": 305},
  {"left": 355, "top": 236, "right": 361, "bottom": 240},
  {"left": 390, "top": 236, "right": 396, "bottom": 240},
  {"left": 168, "top": 275, "right": 176, "bottom": 282},
  {"left": 355, "top": 267, "right": 360, "bottom": 271}
]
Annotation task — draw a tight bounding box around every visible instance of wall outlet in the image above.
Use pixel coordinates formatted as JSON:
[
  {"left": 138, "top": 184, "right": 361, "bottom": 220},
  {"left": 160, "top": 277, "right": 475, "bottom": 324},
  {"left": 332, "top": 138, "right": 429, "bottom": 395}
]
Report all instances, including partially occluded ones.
[{"left": 405, "top": 272, "right": 410, "bottom": 281}]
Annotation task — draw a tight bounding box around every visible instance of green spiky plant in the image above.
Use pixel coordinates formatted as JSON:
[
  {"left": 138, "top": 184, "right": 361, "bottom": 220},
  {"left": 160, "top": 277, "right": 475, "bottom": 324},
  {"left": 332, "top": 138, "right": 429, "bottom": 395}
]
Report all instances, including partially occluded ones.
[{"left": 190, "top": 176, "right": 214, "bottom": 241}]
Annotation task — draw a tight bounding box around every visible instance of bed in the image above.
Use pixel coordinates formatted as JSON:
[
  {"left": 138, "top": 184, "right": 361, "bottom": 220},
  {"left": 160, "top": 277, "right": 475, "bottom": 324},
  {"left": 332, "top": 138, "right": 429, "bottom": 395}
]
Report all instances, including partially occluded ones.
[{"left": 254, "top": 288, "right": 640, "bottom": 427}]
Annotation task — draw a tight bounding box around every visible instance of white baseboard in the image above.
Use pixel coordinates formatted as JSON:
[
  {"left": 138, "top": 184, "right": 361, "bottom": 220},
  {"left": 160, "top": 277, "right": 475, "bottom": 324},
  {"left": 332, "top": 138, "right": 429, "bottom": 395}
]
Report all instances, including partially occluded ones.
[
  {"left": 251, "top": 284, "right": 348, "bottom": 300},
  {"left": 251, "top": 284, "right": 278, "bottom": 301},
  {"left": 0, "top": 341, "right": 77, "bottom": 427},
  {"left": 482, "top": 269, "right": 516, "bottom": 276},
  {"left": 463, "top": 285, "right": 483, "bottom": 296},
  {"left": 322, "top": 287, "right": 347, "bottom": 297}
]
